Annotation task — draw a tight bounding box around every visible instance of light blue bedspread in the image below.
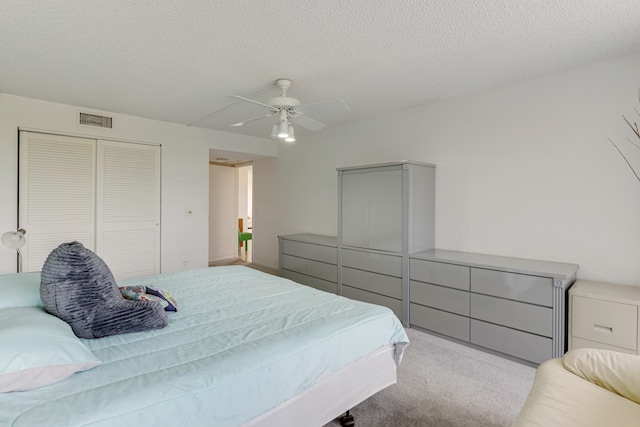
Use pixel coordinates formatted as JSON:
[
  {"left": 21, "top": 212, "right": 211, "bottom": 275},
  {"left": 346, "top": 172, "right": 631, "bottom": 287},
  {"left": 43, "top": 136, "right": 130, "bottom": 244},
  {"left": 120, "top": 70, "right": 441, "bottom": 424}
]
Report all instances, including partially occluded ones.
[{"left": 2, "top": 266, "right": 408, "bottom": 426}]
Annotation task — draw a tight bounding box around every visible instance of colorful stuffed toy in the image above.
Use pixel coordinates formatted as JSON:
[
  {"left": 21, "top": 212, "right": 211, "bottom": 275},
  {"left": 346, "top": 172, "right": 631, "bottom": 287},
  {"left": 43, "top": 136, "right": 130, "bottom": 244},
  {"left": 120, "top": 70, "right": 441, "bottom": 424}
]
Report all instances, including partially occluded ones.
[{"left": 119, "top": 285, "right": 178, "bottom": 312}]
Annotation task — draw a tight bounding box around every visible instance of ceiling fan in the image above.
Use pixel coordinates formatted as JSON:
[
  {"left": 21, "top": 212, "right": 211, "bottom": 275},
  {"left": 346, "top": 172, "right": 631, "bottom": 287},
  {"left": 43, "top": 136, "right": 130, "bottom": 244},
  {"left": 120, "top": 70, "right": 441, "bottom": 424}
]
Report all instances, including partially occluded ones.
[{"left": 228, "top": 78, "right": 349, "bottom": 142}]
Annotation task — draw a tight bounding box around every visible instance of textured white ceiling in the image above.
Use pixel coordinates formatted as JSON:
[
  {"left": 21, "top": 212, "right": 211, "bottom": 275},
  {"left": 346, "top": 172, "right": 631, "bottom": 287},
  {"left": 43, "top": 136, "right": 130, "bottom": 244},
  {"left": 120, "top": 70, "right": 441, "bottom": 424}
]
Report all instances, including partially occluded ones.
[{"left": 2, "top": 0, "right": 639, "bottom": 140}]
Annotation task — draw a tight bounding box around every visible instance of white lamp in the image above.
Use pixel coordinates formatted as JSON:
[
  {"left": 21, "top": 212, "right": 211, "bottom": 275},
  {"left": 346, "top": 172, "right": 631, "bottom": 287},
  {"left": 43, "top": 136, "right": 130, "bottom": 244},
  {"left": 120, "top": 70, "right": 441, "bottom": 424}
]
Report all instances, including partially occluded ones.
[
  {"left": 2, "top": 228, "right": 26, "bottom": 272},
  {"left": 277, "top": 110, "right": 289, "bottom": 138},
  {"left": 284, "top": 126, "right": 295, "bottom": 143}
]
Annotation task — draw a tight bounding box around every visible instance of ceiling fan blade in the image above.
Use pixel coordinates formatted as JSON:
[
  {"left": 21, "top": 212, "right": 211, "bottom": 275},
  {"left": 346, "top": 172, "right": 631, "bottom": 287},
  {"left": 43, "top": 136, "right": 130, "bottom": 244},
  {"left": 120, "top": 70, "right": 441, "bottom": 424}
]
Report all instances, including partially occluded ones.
[
  {"left": 230, "top": 113, "right": 274, "bottom": 127},
  {"left": 227, "top": 95, "right": 278, "bottom": 112},
  {"left": 297, "top": 99, "right": 349, "bottom": 116},
  {"left": 292, "top": 114, "right": 326, "bottom": 132}
]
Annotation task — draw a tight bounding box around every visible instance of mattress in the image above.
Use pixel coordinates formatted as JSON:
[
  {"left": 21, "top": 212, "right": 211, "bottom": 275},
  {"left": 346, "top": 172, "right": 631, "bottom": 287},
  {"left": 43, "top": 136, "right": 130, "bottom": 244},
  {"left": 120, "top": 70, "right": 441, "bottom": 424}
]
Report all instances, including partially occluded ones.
[{"left": 1, "top": 266, "right": 409, "bottom": 427}]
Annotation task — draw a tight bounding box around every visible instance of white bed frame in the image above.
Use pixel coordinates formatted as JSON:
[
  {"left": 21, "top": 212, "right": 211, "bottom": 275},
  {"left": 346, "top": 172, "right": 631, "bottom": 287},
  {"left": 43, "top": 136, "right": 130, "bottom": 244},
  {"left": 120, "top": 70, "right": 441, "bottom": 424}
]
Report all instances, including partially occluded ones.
[{"left": 244, "top": 345, "right": 397, "bottom": 426}]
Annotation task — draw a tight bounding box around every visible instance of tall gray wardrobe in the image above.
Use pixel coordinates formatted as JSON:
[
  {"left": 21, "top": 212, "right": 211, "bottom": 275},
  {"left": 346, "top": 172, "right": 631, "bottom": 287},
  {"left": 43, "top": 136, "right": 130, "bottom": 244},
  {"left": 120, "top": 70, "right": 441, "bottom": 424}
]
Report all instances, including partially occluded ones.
[{"left": 337, "top": 161, "right": 436, "bottom": 325}]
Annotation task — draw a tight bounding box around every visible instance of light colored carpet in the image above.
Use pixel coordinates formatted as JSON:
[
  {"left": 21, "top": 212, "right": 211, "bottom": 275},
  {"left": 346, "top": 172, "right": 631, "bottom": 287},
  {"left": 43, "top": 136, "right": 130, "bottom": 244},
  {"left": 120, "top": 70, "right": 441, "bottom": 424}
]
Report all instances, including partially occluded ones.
[{"left": 326, "top": 328, "right": 536, "bottom": 427}]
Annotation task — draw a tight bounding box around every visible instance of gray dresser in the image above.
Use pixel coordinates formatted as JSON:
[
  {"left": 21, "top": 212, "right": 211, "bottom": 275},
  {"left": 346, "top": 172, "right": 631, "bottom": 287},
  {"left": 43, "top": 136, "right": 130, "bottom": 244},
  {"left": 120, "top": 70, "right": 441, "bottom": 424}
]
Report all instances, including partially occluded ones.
[
  {"left": 409, "top": 249, "right": 578, "bottom": 364},
  {"left": 278, "top": 234, "right": 338, "bottom": 294},
  {"left": 337, "top": 161, "right": 436, "bottom": 324}
]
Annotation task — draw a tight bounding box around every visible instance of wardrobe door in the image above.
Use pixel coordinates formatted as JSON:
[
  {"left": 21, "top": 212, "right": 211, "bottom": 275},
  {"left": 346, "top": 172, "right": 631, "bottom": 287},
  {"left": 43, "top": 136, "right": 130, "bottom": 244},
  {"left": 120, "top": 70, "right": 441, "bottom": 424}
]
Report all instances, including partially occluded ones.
[
  {"left": 341, "top": 172, "right": 370, "bottom": 249},
  {"left": 96, "top": 140, "right": 160, "bottom": 279},
  {"left": 18, "top": 131, "right": 96, "bottom": 272},
  {"left": 369, "top": 169, "right": 403, "bottom": 252}
]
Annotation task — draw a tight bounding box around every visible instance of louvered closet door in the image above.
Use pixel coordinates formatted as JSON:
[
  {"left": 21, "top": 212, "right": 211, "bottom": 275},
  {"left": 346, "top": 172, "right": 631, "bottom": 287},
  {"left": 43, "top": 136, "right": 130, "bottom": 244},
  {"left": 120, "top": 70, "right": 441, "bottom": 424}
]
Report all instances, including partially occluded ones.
[
  {"left": 96, "top": 140, "right": 160, "bottom": 280},
  {"left": 18, "top": 132, "right": 96, "bottom": 272}
]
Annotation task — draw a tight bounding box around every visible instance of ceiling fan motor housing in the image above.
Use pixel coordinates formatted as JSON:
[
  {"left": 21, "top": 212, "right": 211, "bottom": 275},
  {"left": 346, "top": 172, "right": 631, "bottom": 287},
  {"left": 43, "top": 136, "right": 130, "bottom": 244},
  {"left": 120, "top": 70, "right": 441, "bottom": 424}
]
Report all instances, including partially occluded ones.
[{"left": 267, "top": 96, "right": 300, "bottom": 108}]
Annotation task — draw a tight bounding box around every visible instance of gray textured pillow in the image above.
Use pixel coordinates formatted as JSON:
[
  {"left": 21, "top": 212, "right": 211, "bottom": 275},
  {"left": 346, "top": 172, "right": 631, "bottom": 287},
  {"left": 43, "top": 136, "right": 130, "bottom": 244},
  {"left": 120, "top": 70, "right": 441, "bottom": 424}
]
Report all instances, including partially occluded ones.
[{"left": 40, "top": 242, "right": 168, "bottom": 339}]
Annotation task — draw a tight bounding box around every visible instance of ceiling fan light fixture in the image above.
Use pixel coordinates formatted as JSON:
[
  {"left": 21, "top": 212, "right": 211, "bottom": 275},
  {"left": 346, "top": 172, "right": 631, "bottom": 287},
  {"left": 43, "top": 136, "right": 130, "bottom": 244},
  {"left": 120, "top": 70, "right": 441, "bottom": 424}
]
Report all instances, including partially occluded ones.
[
  {"left": 284, "top": 126, "right": 295, "bottom": 143},
  {"left": 277, "top": 128, "right": 289, "bottom": 138},
  {"left": 277, "top": 123, "right": 289, "bottom": 139},
  {"left": 270, "top": 123, "right": 279, "bottom": 139}
]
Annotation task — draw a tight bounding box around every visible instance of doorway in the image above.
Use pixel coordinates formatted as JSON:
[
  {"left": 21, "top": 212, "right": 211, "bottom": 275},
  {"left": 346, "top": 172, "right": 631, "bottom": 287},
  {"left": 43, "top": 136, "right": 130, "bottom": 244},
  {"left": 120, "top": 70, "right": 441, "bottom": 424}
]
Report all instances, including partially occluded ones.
[
  {"left": 236, "top": 164, "right": 253, "bottom": 262},
  {"left": 208, "top": 162, "right": 253, "bottom": 264}
]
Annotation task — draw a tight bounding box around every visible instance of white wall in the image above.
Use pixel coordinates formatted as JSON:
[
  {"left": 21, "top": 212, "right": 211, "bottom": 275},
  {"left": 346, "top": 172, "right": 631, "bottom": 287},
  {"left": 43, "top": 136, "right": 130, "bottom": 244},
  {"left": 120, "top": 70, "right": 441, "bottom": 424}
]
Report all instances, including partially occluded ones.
[
  {"left": 253, "top": 52, "right": 640, "bottom": 286},
  {"left": 252, "top": 157, "right": 278, "bottom": 269},
  {"left": 0, "top": 93, "right": 276, "bottom": 274},
  {"left": 208, "top": 164, "right": 237, "bottom": 262}
]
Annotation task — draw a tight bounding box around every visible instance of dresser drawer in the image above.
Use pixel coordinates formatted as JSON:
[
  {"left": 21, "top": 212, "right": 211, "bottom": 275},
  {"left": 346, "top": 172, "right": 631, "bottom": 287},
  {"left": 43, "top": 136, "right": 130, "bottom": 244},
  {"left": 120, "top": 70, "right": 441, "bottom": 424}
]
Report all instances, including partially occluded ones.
[
  {"left": 304, "top": 275, "right": 337, "bottom": 294},
  {"left": 307, "top": 259, "right": 337, "bottom": 283},
  {"left": 410, "top": 303, "right": 469, "bottom": 341},
  {"left": 471, "top": 319, "right": 552, "bottom": 364},
  {"left": 279, "top": 269, "right": 337, "bottom": 294},
  {"left": 343, "top": 267, "right": 402, "bottom": 299},
  {"left": 307, "top": 244, "right": 337, "bottom": 265},
  {"left": 470, "top": 268, "right": 552, "bottom": 307},
  {"left": 571, "top": 295, "right": 637, "bottom": 351},
  {"left": 570, "top": 337, "right": 636, "bottom": 354},
  {"left": 410, "top": 259, "right": 470, "bottom": 290},
  {"left": 281, "top": 254, "right": 306, "bottom": 274},
  {"left": 342, "top": 249, "right": 402, "bottom": 277},
  {"left": 471, "top": 293, "right": 552, "bottom": 337},
  {"left": 342, "top": 285, "right": 402, "bottom": 319},
  {"left": 410, "top": 280, "right": 469, "bottom": 316},
  {"left": 279, "top": 268, "right": 305, "bottom": 283},
  {"left": 280, "top": 239, "right": 307, "bottom": 257}
]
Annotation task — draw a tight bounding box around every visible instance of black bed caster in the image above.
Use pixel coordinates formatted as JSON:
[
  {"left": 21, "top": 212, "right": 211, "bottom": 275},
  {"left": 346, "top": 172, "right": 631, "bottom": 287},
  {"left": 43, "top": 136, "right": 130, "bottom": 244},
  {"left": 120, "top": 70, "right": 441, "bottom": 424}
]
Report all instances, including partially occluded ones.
[{"left": 339, "top": 410, "right": 355, "bottom": 427}]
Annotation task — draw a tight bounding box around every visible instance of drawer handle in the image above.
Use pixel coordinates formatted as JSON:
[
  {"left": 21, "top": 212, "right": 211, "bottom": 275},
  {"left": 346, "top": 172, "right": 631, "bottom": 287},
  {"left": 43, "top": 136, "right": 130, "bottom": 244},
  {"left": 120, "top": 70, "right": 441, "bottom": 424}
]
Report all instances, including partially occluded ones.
[{"left": 593, "top": 324, "right": 613, "bottom": 334}]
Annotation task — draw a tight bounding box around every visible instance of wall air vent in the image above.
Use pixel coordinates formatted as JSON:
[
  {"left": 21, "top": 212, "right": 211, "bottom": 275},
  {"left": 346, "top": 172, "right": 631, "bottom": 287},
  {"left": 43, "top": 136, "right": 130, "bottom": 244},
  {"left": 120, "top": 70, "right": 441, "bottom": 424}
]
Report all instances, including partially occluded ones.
[{"left": 79, "top": 112, "right": 113, "bottom": 128}]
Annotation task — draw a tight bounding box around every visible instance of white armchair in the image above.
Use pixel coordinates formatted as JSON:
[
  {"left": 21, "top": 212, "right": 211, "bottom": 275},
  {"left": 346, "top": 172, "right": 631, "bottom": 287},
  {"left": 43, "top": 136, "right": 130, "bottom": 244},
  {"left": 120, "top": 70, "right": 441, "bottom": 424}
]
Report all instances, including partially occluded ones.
[{"left": 513, "top": 348, "right": 640, "bottom": 426}]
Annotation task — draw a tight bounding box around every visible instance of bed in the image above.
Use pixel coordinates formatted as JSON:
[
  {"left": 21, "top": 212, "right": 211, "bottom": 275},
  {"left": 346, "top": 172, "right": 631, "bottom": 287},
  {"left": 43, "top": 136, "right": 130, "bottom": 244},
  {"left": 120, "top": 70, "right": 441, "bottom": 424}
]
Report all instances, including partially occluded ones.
[{"left": 0, "top": 266, "right": 409, "bottom": 426}]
